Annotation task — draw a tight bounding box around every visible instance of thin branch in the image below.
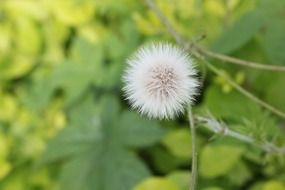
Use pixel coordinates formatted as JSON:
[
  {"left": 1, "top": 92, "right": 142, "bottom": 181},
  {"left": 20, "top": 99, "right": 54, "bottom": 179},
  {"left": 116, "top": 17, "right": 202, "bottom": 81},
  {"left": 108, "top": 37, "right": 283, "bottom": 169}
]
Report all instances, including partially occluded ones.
[
  {"left": 144, "top": 0, "right": 185, "bottom": 45},
  {"left": 196, "top": 46, "right": 285, "bottom": 72},
  {"left": 202, "top": 59, "right": 285, "bottom": 119},
  {"left": 144, "top": 0, "right": 285, "bottom": 72},
  {"left": 188, "top": 105, "right": 198, "bottom": 190},
  {"left": 195, "top": 116, "right": 285, "bottom": 154}
]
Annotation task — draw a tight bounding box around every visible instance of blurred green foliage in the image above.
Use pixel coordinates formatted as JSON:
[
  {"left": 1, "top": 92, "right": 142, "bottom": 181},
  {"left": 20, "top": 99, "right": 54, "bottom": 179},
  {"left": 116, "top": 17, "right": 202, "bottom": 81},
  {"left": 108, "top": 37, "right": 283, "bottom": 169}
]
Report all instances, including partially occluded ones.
[{"left": 0, "top": 0, "right": 285, "bottom": 190}]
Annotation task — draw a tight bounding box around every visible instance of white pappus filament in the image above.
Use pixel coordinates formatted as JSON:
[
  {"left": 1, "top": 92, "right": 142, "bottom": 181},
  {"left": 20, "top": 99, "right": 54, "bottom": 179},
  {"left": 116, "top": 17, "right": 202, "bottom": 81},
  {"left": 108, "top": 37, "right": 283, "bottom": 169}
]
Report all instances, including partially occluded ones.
[{"left": 123, "top": 42, "right": 199, "bottom": 119}]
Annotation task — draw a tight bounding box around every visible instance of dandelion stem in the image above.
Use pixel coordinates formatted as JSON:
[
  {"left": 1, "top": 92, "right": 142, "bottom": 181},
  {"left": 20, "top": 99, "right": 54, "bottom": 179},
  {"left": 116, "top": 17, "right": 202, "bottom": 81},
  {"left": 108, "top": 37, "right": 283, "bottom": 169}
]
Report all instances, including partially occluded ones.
[{"left": 188, "top": 105, "right": 198, "bottom": 190}]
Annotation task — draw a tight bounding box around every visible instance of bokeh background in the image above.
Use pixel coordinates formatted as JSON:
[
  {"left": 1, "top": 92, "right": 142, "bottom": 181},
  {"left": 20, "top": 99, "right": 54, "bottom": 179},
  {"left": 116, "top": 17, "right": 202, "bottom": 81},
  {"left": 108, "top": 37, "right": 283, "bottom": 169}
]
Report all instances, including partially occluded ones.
[{"left": 0, "top": 0, "right": 285, "bottom": 190}]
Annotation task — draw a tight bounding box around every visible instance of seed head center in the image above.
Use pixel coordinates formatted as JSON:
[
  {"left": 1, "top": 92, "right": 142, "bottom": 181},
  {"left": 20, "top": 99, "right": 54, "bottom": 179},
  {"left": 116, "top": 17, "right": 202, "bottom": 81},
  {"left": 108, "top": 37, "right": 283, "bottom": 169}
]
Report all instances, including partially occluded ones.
[{"left": 144, "top": 64, "right": 177, "bottom": 97}]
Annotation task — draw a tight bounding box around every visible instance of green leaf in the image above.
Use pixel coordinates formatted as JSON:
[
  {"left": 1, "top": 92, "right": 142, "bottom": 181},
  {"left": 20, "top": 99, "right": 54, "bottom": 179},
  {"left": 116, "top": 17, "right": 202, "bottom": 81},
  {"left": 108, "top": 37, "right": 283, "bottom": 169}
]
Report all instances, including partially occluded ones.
[
  {"left": 258, "top": 0, "right": 285, "bottom": 17},
  {"left": 262, "top": 181, "right": 285, "bottom": 190},
  {"left": 0, "top": 55, "right": 35, "bottom": 81},
  {"left": 261, "top": 18, "right": 285, "bottom": 65},
  {"left": 150, "top": 146, "right": 184, "bottom": 174},
  {"left": 50, "top": 60, "right": 94, "bottom": 104},
  {"left": 49, "top": 0, "right": 95, "bottom": 26},
  {"left": 167, "top": 171, "right": 191, "bottom": 190},
  {"left": 15, "top": 17, "right": 42, "bottom": 55},
  {"left": 133, "top": 177, "right": 180, "bottom": 190},
  {"left": 71, "top": 37, "right": 104, "bottom": 67},
  {"left": 42, "top": 96, "right": 164, "bottom": 190},
  {"left": 40, "top": 125, "right": 101, "bottom": 164},
  {"left": 211, "top": 10, "right": 264, "bottom": 54},
  {"left": 227, "top": 161, "right": 252, "bottom": 186},
  {"left": 20, "top": 76, "right": 54, "bottom": 111},
  {"left": 162, "top": 128, "right": 192, "bottom": 159},
  {"left": 68, "top": 95, "right": 106, "bottom": 128},
  {"left": 48, "top": 38, "right": 103, "bottom": 105},
  {"left": 40, "top": 96, "right": 102, "bottom": 163},
  {"left": 199, "top": 144, "right": 245, "bottom": 178},
  {"left": 204, "top": 85, "right": 260, "bottom": 119},
  {"left": 203, "top": 188, "right": 223, "bottom": 190},
  {"left": 100, "top": 20, "right": 140, "bottom": 88},
  {"left": 61, "top": 148, "right": 150, "bottom": 190},
  {"left": 105, "top": 20, "right": 139, "bottom": 61},
  {"left": 117, "top": 111, "right": 165, "bottom": 148},
  {"left": 265, "top": 75, "right": 285, "bottom": 111}
]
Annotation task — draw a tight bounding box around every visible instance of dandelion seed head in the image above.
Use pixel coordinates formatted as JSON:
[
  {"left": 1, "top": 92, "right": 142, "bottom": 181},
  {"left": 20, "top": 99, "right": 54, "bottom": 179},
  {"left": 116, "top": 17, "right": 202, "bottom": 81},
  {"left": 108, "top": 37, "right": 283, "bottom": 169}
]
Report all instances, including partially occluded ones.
[{"left": 123, "top": 42, "right": 199, "bottom": 119}]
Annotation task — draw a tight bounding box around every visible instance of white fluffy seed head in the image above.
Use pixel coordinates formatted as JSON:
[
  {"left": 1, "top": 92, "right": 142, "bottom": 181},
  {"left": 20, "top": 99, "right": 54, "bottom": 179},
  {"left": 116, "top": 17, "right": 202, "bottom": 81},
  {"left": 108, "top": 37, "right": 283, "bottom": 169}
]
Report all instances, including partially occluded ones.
[{"left": 123, "top": 42, "right": 199, "bottom": 119}]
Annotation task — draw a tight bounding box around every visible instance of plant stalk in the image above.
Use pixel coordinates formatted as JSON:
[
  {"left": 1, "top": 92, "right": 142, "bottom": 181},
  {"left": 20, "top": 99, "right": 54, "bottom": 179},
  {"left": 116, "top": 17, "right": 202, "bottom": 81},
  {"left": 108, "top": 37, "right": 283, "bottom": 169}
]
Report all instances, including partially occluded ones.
[{"left": 188, "top": 105, "right": 198, "bottom": 190}]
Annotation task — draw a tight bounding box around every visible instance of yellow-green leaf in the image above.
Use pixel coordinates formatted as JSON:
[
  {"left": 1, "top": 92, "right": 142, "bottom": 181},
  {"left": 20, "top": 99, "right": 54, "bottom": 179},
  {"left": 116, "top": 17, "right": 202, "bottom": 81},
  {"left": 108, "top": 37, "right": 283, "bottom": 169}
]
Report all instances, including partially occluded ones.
[
  {"left": 167, "top": 171, "right": 191, "bottom": 190},
  {"left": 162, "top": 129, "right": 192, "bottom": 159},
  {"left": 199, "top": 145, "right": 244, "bottom": 178},
  {"left": 133, "top": 177, "right": 180, "bottom": 190},
  {"left": 49, "top": 0, "right": 95, "bottom": 26},
  {"left": 263, "top": 181, "right": 285, "bottom": 190}
]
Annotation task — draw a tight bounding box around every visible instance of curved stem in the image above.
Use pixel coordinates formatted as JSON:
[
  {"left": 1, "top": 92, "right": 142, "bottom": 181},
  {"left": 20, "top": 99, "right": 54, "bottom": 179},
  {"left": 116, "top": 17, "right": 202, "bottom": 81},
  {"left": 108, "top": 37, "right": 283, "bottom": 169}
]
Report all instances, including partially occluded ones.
[
  {"left": 196, "top": 46, "right": 285, "bottom": 72},
  {"left": 144, "top": 0, "right": 185, "bottom": 45},
  {"left": 144, "top": 0, "right": 285, "bottom": 72},
  {"left": 188, "top": 105, "right": 198, "bottom": 190}
]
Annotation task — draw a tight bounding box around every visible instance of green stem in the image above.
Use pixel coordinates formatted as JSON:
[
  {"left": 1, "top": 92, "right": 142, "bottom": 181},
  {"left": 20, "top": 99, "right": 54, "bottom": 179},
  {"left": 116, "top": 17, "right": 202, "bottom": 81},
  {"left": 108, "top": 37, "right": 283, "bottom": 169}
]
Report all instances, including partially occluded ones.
[
  {"left": 203, "top": 59, "right": 285, "bottom": 119},
  {"left": 188, "top": 105, "right": 198, "bottom": 190},
  {"left": 145, "top": 0, "right": 285, "bottom": 72},
  {"left": 195, "top": 116, "right": 285, "bottom": 154},
  {"left": 196, "top": 45, "right": 285, "bottom": 72}
]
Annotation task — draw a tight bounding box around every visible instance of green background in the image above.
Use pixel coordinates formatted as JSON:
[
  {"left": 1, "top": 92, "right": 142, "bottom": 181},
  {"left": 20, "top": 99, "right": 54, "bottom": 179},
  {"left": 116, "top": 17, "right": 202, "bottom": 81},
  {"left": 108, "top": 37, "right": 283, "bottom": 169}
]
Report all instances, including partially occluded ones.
[{"left": 0, "top": 0, "right": 285, "bottom": 190}]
